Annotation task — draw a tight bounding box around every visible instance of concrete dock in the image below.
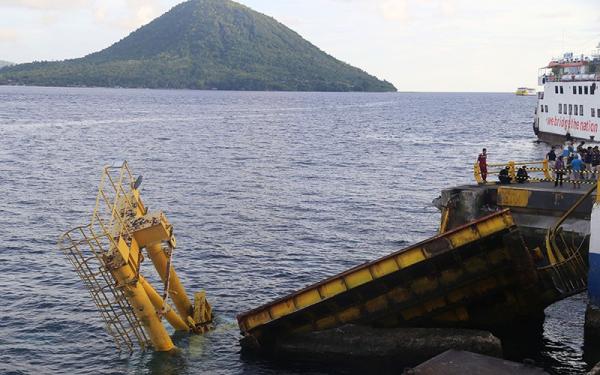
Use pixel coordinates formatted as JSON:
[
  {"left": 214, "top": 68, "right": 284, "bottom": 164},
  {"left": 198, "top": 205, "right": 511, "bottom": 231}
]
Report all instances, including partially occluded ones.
[
  {"left": 437, "top": 180, "right": 599, "bottom": 348},
  {"left": 238, "top": 175, "right": 599, "bottom": 370},
  {"left": 436, "top": 181, "right": 594, "bottom": 252}
]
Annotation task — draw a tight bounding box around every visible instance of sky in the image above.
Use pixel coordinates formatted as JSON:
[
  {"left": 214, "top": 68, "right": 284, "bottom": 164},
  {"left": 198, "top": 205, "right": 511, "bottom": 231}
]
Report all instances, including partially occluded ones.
[{"left": 0, "top": 0, "right": 599, "bottom": 92}]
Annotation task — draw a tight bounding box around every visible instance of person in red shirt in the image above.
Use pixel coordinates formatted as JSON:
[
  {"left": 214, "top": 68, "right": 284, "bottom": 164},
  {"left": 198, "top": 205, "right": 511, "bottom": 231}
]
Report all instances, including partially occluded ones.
[{"left": 478, "top": 148, "right": 488, "bottom": 183}]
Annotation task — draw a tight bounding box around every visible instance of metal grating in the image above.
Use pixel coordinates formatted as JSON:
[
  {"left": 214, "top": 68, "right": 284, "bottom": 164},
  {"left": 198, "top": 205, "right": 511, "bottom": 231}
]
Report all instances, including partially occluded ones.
[
  {"left": 59, "top": 225, "right": 150, "bottom": 352},
  {"left": 59, "top": 162, "right": 150, "bottom": 352}
]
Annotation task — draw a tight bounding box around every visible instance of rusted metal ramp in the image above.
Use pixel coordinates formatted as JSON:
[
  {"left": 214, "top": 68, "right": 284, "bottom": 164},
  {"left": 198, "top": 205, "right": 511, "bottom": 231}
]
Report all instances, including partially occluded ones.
[{"left": 238, "top": 210, "right": 549, "bottom": 349}]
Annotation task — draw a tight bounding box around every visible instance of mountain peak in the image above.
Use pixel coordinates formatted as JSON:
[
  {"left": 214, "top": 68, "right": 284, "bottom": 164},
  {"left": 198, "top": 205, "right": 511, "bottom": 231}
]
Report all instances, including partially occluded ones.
[{"left": 0, "top": 0, "right": 396, "bottom": 92}]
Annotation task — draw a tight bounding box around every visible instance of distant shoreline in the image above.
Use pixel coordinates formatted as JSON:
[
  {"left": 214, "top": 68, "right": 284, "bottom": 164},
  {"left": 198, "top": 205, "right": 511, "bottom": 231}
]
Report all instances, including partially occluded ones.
[{"left": 0, "top": 84, "right": 521, "bottom": 94}]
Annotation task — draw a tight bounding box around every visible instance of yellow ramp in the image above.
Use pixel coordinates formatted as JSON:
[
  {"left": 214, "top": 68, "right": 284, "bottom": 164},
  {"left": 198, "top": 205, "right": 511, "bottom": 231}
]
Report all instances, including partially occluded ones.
[{"left": 237, "top": 209, "right": 534, "bottom": 348}]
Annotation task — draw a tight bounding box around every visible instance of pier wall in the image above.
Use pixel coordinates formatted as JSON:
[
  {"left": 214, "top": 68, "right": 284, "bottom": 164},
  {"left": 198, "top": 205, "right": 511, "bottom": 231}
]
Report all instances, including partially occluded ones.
[
  {"left": 437, "top": 182, "right": 600, "bottom": 348},
  {"left": 587, "top": 196, "right": 600, "bottom": 350},
  {"left": 437, "top": 183, "right": 592, "bottom": 248}
]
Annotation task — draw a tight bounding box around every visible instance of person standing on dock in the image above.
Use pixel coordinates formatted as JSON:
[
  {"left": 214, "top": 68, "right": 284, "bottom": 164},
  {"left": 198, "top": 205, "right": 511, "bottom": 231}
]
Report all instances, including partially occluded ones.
[
  {"left": 572, "top": 155, "right": 583, "bottom": 189},
  {"left": 546, "top": 147, "right": 556, "bottom": 170},
  {"left": 555, "top": 156, "right": 565, "bottom": 187},
  {"left": 577, "top": 141, "right": 586, "bottom": 155},
  {"left": 593, "top": 146, "right": 600, "bottom": 180},
  {"left": 585, "top": 147, "right": 593, "bottom": 180},
  {"left": 562, "top": 143, "right": 571, "bottom": 160},
  {"left": 566, "top": 145, "right": 576, "bottom": 181},
  {"left": 477, "top": 148, "right": 488, "bottom": 183}
]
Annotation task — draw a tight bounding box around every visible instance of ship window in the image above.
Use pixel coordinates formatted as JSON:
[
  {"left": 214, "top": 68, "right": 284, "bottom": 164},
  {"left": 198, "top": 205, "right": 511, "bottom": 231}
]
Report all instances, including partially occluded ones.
[
  {"left": 574, "top": 86, "right": 577, "bottom": 94},
  {"left": 575, "top": 105, "right": 578, "bottom": 115},
  {"left": 560, "top": 86, "right": 564, "bottom": 94},
  {"left": 569, "top": 104, "right": 573, "bottom": 115},
  {"left": 585, "top": 86, "right": 589, "bottom": 95},
  {"left": 559, "top": 104, "right": 562, "bottom": 114},
  {"left": 579, "top": 86, "right": 583, "bottom": 94},
  {"left": 555, "top": 86, "right": 559, "bottom": 94},
  {"left": 540, "top": 104, "right": 544, "bottom": 112},
  {"left": 545, "top": 105, "right": 549, "bottom": 113},
  {"left": 580, "top": 105, "right": 584, "bottom": 116},
  {"left": 593, "top": 108, "right": 596, "bottom": 117}
]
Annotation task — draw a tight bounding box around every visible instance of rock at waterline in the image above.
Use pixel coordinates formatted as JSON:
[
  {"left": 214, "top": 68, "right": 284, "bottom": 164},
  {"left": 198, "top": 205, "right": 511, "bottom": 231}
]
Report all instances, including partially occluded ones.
[
  {"left": 263, "top": 324, "right": 502, "bottom": 367},
  {"left": 408, "top": 349, "right": 547, "bottom": 374}
]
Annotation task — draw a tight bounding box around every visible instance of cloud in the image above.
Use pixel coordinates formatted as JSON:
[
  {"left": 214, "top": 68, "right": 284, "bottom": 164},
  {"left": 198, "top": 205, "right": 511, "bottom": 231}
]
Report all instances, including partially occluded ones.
[
  {"left": 0, "top": 28, "right": 19, "bottom": 42},
  {"left": 378, "top": 0, "right": 410, "bottom": 22},
  {"left": 93, "top": 0, "right": 161, "bottom": 30},
  {"left": 374, "top": 0, "right": 458, "bottom": 25},
  {"left": 1, "top": 0, "right": 161, "bottom": 30},
  {"left": 40, "top": 13, "right": 58, "bottom": 25},
  {"left": 0, "top": 0, "right": 90, "bottom": 10},
  {"left": 131, "top": 2, "right": 159, "bottom": 27}
]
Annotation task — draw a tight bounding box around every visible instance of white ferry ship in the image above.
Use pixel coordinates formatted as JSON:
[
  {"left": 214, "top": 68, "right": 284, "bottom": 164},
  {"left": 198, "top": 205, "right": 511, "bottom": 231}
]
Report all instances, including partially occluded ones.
[{"left": 534, "top": 44, "right": 600, "bottom": 143}]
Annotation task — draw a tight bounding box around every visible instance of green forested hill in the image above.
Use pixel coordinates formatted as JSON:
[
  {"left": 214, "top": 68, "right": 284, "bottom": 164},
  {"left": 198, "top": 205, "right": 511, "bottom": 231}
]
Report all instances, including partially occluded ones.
[
  {"left": 0, "top": 60, "right": 13, "bottom": 69},
  {"left": 0, "top": 0, "right": 396, "bottom": 92}
]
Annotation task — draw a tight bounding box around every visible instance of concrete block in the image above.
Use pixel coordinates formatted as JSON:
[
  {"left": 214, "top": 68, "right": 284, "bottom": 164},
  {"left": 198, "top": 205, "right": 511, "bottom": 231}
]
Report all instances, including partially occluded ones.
[
  {"left": 586, "top": 305, "right": 600, "bottom": 344},
  {"left": 408, "top": 349, "right": 547, "bottom": 374},
  {"left": 271, "top": 324, "right": 502, "bottom": 367}
]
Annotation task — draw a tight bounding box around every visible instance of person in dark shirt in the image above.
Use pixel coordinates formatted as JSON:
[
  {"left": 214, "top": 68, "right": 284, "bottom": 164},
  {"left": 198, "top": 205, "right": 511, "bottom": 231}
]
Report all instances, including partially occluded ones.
[
  {"left": 516, "top": 166, "right": 529, "bottom": 183},
  {"left": 592, "top": 146, "right": 600, "bottom": 180},
  {"left": 584, "top": 147, "right": 593, "bottom": 179},
  {"left": 546, "top": 147, "right": 556, "bottom": 170},
  {"left": 498, "top": 166, "right": 511, "bottom": 184},
  {"left": 555, "top": 156, "right": 565, "bottom": 187}
]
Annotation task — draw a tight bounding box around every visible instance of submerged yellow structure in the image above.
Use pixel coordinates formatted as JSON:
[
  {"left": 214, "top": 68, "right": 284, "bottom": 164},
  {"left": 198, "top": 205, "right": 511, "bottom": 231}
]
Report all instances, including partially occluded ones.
[{"left": 58, "top": 162, "right": 212, "bottom": 352}]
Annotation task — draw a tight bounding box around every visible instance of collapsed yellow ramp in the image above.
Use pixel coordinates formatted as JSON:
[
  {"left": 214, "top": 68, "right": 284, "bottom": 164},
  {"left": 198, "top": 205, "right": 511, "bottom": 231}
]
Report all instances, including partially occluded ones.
[{"left": 238, "top": 210, "right": 543, "bottom": 349}]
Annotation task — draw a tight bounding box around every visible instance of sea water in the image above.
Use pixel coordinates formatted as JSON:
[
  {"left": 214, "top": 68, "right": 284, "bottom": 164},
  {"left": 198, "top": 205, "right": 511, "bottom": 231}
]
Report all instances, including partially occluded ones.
[{"left": 0, "top": 86, "right": 590, "bottom": 374}]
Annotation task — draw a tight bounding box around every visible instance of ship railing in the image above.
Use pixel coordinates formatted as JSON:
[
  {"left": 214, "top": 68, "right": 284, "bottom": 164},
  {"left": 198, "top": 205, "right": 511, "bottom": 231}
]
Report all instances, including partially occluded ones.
[
  {"left": 540, "top": 73, "right": 600, "bottom": 83},
  {"left": 538, "top": 183, "right": 595, "bottom": 296},
  {"left": 474, "top": 160, "right": 599, "bottom": 185}
]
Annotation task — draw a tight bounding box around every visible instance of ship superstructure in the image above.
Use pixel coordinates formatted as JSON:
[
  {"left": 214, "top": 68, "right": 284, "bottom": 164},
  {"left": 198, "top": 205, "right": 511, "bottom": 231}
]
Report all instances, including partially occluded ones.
[{"left": 534, "top": 44, "right": 600, "bottom": 143}]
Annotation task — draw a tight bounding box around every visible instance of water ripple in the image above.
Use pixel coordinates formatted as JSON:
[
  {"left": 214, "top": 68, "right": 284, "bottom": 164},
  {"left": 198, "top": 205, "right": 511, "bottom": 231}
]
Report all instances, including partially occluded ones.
[{"left": 0, "top": 86, "right": 586, "bottom": 374}]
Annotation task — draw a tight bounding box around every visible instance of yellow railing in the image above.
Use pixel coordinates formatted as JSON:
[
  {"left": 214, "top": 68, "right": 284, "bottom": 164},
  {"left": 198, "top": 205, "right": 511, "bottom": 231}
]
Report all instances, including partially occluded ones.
[{"left": 474, "top": 159, "right": 597, "bottom": 185}]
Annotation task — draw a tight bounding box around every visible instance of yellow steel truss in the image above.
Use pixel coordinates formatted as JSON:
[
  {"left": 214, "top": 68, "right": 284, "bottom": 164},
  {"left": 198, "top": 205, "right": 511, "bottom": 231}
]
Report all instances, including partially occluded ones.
[{"left": 59, "top": 161, "right": 213, "bottom": 352}]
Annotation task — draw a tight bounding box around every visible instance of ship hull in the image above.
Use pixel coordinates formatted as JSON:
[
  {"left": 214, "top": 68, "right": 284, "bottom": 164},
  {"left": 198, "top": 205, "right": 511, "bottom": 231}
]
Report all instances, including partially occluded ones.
[
  {"left": 534, "top": 79, "right": 600, "bottom": 144},
  {"left": 536, "top": 130, "right": 582, "bottom": 144},
  {"left": 537, "top": 131, "right": 578, "bottom": 145}
]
